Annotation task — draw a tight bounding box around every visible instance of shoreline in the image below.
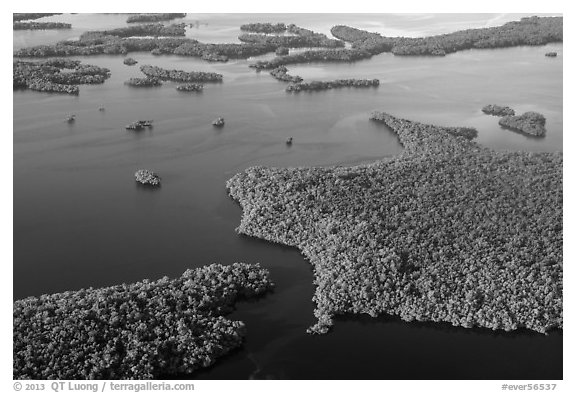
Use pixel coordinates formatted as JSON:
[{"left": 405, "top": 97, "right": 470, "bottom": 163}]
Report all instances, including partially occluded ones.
[{"left": 226, "top": 112, "right": 562, "bottom": 335}]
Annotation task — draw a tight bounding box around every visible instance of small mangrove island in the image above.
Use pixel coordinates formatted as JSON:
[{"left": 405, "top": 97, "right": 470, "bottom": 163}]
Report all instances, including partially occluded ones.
[
  {"left": 498, "top": 111, "right": 547, "bottom": 137},
  {"left": 212, "top": 117, "right": 225, "bottom": 127},
  {"left": 139, "top": 65, "right": 223, "bottom": 82},
  {"left": 226, "top": 112, "right": 561, "bottom": 335},
  {"left": 13, "top": 263, "right": 273, "bottom": 379},
  {"left": 286, "top": 78, "right": 380, "bottom": 92},
  {"left": 126, "top": 13, "right": 187, "bottom": 23},
  {"left": 482, "top": 104, "right": 516, "bottom": 117},
  {"left": 80, "top": 23, "right": 186, "bottom": 39},
  {"left": 176, "top": 83, "right": 203, "bottom": 92},
  {"left": 240, "top": 22, "right": 287, "bottom": 34}
]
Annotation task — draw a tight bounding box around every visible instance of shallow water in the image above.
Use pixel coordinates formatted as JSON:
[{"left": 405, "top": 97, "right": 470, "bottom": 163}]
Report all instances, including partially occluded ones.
[{"left": 13, "top": 13, "right": 562, "bottom": 379}]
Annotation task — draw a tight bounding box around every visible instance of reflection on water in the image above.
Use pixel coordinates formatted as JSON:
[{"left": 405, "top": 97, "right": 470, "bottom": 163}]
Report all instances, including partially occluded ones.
[{"left": 13, "top": 13, "right": 562, "bottom": 379}]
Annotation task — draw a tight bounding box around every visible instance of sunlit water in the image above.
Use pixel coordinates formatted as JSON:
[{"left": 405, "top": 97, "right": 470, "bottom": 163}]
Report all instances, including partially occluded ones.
[{"left": 13, "top": 13, "right": 562, "bottom": 379}]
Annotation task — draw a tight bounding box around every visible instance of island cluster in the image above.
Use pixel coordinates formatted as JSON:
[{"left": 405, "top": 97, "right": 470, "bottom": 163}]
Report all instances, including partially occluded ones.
[
  {"left": 126, "top": 13, "right": 186, "bottom": 23},
  {"left": 13, "top": 59, "right": 111, "bottom": 95},
  {"left": 176, "top": 83, "right": 204, "bottom": 92}
]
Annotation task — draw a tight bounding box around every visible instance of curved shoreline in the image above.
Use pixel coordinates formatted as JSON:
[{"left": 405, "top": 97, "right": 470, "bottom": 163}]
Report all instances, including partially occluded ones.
[
  {"left": 226, "top": 112, "right": 562, "bottom": 335},
  {"left": 14, "top": 263, "right": 273, "bottom": 379},
  {"left": 14, "top": 16, "right": 562, "bottom": 70}
]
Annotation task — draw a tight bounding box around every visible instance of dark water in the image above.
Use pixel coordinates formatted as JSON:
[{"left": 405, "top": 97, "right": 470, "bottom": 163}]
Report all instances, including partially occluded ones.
[{"left": 13, "top": 14, "right": 562, "bottom": 379}]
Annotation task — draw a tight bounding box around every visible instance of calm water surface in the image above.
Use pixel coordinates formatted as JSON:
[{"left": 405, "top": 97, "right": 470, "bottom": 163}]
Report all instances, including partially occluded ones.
[{"left": 13, "top": 13, "right": 562, "bottom": 379}]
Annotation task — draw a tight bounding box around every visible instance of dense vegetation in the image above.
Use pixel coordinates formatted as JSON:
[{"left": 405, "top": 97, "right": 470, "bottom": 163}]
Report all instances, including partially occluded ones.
[
  {"left": 139, "top": 65, "right": 223, "bottom": 82},
  {"left": 14, "top": 34, "right": 277, "bottom": 61},
  {"left": 14, "top": 37, "right": 185, "bottom": 57},
  {"left": 172, "top": 41, "right": 275, "bottom": 60},
  {"left": 13, "top": 22, "right": 342, "bottom": 62},
  {"left": 79, "top": 23, "right": 186, "bottom": 39},
  {"left": 499, "top": 112, "right": 547, "bottom": 137},
  {"left": 13, "top": 13, "right": 62, "bottom": 22},
  {"left": 227, "top": 112, "right": 562, "bottom": 335},
  {"left": 286, "top": 79, "right": 379, "bottom": 92},
  {"left": 126, "top": 13, "right": 186, "bottom": 23},
  {"left": 212, "top": 117, "right": 225, "bottom": 127},
  {"left": 269, "top": 66, "right": 303, "bottom": 83},
  {"left": 240, "top": 22, "right": 287, "bottom": 33},
  {"left": 135, "top": 169, "right": 160, "bottom": 186},
  {"left": 126, "top": 121, "right": 153, "bottom": 131},
  {"left": 124, "top": 77, "right": 162, "bottom": 87},
  {"left": 238, "top": 24, "right": 344, "bottom": 48},
  {"left": 14, "top": 22, "right": 71, "bottom": 30},
  {"left": 176, "top": 83, "right": 204, "bottom": 92},
  {"left": 123, "top": 57, "right": 138, "bottom": 66},
  {"left": 275, "top": 46, "right": 289, "bottom": 56},
  {"left": 250, "top": 48, "right": 372, "bottom": 69},
  {"left": 13, "top": 59, "right": 110, "bottom": 95},
  {"left": 482, "top": 104, "right": 515, "bottom": 117},
  {"left": 14, "top": 16, "right": 562, "bottom": 69},
  {"left": 14, "top": 263, "right": 273, "bottom": 379},
  {"left": 238, "top": 33, "right": 343, "bottom": 48},
  {"left": 331, "top": 16, "right": 562, "bottom": 56}
]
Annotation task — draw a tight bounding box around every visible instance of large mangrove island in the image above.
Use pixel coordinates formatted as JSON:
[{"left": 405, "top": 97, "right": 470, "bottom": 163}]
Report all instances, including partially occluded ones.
[
  {"left": 14, "top": 263, "right": 273, "bottom": 379},
  {"left": 227, "top": 112, "right": 562, "bottom": 335}
]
